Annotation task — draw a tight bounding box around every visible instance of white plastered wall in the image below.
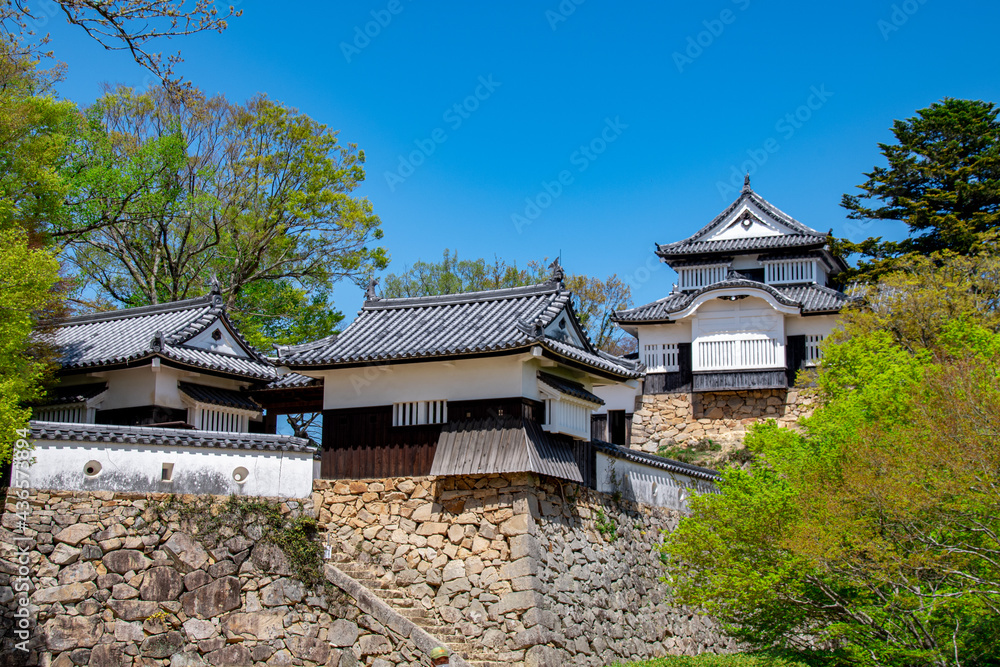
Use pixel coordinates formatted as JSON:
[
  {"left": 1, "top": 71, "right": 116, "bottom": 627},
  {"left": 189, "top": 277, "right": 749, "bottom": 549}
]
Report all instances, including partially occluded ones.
[
  {"left": 784, "top": 313, "right": 839, "bottom": 337},
  {"left": 592, "top": 384, "right": 639, "bottom": 415},
  {"left": 317, "top": 355, "right": 531, "bottom": 410},
  {"left": 27, "top": 440, "right": 313, "bottom": 499},
  {"left": 595, "top": 451, "right": 716, "bottom": 511},
  {"left": 314, "top": 353, "right": 624, "bottom": 414},
  {"left": 67, "top": 366, "right": 250, "bottom": 412}
]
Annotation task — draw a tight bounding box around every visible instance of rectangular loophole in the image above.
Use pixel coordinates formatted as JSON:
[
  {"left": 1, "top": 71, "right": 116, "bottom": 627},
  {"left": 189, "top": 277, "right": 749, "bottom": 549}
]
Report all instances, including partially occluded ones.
[{"left": 161, "top": 463, "right": 174, "bottom": 482}]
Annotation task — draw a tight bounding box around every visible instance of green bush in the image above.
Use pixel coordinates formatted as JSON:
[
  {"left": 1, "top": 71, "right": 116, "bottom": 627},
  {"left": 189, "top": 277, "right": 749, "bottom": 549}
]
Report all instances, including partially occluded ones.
[{"left": 608, "top": 654, "right": 812, "bottom": 667}]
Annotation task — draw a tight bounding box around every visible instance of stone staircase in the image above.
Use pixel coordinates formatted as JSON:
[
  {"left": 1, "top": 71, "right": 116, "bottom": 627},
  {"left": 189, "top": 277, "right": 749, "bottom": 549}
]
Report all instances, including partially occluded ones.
[{"left": 331, "top": 554, "right": 504, "bottom": 667}]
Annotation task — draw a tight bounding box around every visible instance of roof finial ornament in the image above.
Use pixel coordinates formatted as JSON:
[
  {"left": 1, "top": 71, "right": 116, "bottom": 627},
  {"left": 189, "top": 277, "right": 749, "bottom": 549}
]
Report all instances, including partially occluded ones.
[
  {"left": 742, "top": 172, "right": 752, "bottom": 193},
  {"left": 208, "top": 274, "right": 224, "bottom": 306},
  {"left": 365, "top": 276, "right": 380, "bottom": 301},
  {"left": 547, "top": 257, "right": 564, "bottom": 286},
  {"left": 150, "top": 330, "right": 164, "bottom": 353}
]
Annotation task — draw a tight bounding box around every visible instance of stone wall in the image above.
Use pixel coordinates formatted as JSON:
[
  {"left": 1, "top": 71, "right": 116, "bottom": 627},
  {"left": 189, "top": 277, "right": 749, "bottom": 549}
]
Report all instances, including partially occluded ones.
[
  {"left": 0, "top": 490, "right": 458, "bottom": 667},
  {"left": 4, "top": 477, "right": 735, "bottom": 667},
  {"left": 315, "top": 474, "right": 733, "bottom": 666},
  {"left": 630, "top": 388, "right": 815, "bottom": 454}
]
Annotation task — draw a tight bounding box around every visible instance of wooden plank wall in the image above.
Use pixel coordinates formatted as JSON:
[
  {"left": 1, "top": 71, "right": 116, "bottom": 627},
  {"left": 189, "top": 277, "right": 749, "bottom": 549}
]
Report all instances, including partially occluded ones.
[{"left": 320, "top": 397, "right": 546, "bottom": 479}]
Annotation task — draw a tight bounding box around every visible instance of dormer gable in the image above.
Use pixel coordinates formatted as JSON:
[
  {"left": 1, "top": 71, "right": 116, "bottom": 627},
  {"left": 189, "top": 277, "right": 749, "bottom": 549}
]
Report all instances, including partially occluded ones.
[
  {"left": 183, "top": 318, "right": 253, "bottom": 358},
  {"left": 703, "top": 204, "right": 799, "bottom": 242}
]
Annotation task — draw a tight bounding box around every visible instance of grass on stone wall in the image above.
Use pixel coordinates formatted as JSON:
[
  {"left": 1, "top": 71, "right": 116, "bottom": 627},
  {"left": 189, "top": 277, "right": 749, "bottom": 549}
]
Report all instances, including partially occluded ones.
[
  {"left": 149, "top": 494, "right": 326, "bottom": 589},
  {"left": 607, "top": 655, "right": 814, "bottom": 667}
]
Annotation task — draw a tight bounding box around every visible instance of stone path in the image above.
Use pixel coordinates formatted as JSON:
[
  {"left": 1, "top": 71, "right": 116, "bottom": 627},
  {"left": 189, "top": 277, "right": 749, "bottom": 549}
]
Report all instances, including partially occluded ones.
[{"left": 331, "top": 554, "right": 504, "bottom": 667}]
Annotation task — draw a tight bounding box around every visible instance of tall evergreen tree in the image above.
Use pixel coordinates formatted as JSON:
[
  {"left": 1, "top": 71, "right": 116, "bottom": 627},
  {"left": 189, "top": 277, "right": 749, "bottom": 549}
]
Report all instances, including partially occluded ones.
[{"left": 838, "top": 98, "right": 1000, "bottom": 281}]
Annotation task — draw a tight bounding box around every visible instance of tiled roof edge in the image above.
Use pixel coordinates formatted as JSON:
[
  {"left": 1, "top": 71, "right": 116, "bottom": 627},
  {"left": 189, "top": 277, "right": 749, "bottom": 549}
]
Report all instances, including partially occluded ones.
[
  {"left": 593, "top": 440, "right": 720, "bottom": 481},
  {"left": 43, "top": 295, "right": 217, "bottom": 327},
  {"left": 30, "top": 421, "right": 315, "bottom": 452},
  {"left": 361, "top": 281, "right": 561, "bottom": 310}
]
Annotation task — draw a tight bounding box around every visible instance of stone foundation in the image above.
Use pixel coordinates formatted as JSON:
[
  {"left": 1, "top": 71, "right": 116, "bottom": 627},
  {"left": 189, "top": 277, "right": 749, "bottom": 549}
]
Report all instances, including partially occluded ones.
[
  {"left": 631, "top": 388, "right": 815, "bottom": 453},
  {"left": 316, "top": 474, "right": 735, "bottom": 666},
  {"left": 5, "top": 477, "right": 736, "bottom": 666},
  {"left": 1, "top": 490, "right": 452, "bottom": 667}
]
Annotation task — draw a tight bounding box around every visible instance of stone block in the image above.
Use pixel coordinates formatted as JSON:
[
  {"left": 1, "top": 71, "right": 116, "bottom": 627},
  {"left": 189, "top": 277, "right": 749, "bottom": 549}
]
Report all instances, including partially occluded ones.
[
  {"left": 222, "top": 612, "right": 284, "bottom": 640},
  {"left": 33, "top": 581, "right": 96, "bottom": 604},
  {"left": 50, "top": 543, "right": 82, "bottom": 566},
  {"left": 500, "top": 514, "right": 530, "bottom": 536},
  {"left": 141, "top": 631, "right": 184, "bottom": 658},
  {"left": 328, "top": 619, "right": 359, "bottom": 647},
  {"left": 42, "top": 615, "right": 103, "bottom": 651},
  {"left": 102, "top": 549, "right": 150, "bottom": 574},
  {"left": 204, "top": 644, "right": 251, "bottom": 666},
  {"left": 184, "top": 570, "right": 212, "bottom": 591},
  {"left": 57, "top": 560, "right": 97, "bottom": 585},
  {"left": 415, "top": 522, "right": 448, "bottom": 536},
  {"left": 162, "top": 532, "right": 209, "bottom": 573},
  {"left": 107, "top": 599, "right": 159, "bottom": 621},
  {"left": 140, "top": 566, "right": 184, "bottom": 601},
  {"left": 358, "top": 634, "right": 391, "bottom": 655},
  {"left": 115, "top": 620, "right": 146, "bottom": 642},
  {"left": 88, "top": 644, "right": 124, "bottom": 667},
  {"left": 286, "top": 636, "right": 330, "bottom": 663},
  {"left": 183, "top": 618, "right": 217, "bottom": 641},
  {"left": 180, "top": 576, "right": 241, "bottom": 619},
  {"left": 53, "top": 523, "right": 97, "bottom": 547},
  {"left": 260, "top": 577, "right": 304, "bottom": 606}
]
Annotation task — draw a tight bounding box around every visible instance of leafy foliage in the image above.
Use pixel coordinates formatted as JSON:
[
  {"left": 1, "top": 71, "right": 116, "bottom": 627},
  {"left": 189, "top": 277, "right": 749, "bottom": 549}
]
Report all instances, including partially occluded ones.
[
  {"left": 837, "top": 98, "right": 1000, "bottom": 283},
  {"left": 659, "top": 255, "right": 1000, "bottom": 667},
  {"left": 59, "top": 85, "right": 386, "bottom": 345},
  {"left": 150, "top": 494, "right": 327, "bottom": 590},
  {"left": 608, "top": 655, "right": 813, "bottom": 667},
  {"left": 382, "top": 249, "right": 636, "bottom": 354},
  {"left": 0, "top": 228, "right": 60, "bottom": 463},
  {"left": 0, "top": 50, "right": 70, "bottom": 462}
]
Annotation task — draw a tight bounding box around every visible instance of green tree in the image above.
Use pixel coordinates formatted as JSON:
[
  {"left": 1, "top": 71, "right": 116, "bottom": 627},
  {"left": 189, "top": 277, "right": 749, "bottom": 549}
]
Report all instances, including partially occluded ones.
[
  {"left": 660, "top": 255, "right": 1000, "bottom": 667},
  {"left": 0, "top": 228, "right": 60, "bottom": 463},
  {"left": 382, "top": 250, "right": 636, "bottom": 354},
  {"left": 58, "top": 84, "right": 387, "bottom": 346},
  {"left": 0, "top": 49, "right": 74, "bottom": 462},
  {"left": 838, "top": 98, "right": 1000, "bottom": 282}
]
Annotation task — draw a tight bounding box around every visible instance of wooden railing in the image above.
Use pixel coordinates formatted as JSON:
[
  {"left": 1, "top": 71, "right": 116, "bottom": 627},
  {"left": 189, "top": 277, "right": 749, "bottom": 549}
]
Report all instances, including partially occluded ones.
[
  {"left": 678, "top": 264, "right": 729, "bottom": 290},
  {"left": 694, "top": 336, "right": 783, "bottom": 371},
  {"left": 643, "top": 343, "right": 679, "bottom": 373},
  {"left": 764, "top": 259, "right": 816, "bottom": 285}
]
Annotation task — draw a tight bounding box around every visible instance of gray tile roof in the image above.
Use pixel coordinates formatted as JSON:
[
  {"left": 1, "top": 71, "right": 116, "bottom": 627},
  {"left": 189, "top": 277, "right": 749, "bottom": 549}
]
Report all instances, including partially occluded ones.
[
  {"left": 613, "top": 280, "right": 853, "bottom": 323},
  {"left": 178, "top": 383, "right": 262, "bottom": 411},
  {"left": 258, "top": 372, "right": 322, "bottom": 391},
  {"left": 41, "top": 293, "right": 276, "bottom": 381},
  {"left": 430, "top": 417, "right": 584, "bottom": 482},
  {"left": 656, "top": 186, "right": 827, "bottom": 259},
  {"left": 31, "top": 421, "right": 315, "bottom": 453},
  {"left": 593, "top": 440, "right": 719, "bottom": 481},
  {"left": 537, "top": 372, "right": 604, "bottom": 405},
  {"left": 275, "top": 281, "right": 641, "bottom": 379}
]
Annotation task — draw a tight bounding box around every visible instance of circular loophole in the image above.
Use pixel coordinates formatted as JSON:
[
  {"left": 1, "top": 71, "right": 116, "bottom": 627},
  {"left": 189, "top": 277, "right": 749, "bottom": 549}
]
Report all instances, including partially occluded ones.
[
  {"left": 84, "top": 460, "right": 102, "bottom": 477},
  {"left": 233, "top": 466, "right": 249, "bottom": 483}
]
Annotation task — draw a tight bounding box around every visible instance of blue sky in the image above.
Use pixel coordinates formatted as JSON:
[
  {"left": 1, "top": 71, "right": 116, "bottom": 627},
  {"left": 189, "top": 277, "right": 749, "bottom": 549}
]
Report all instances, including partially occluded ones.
[{"left": 43, "top": 0, "right": 1000, "bottom": 309}]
